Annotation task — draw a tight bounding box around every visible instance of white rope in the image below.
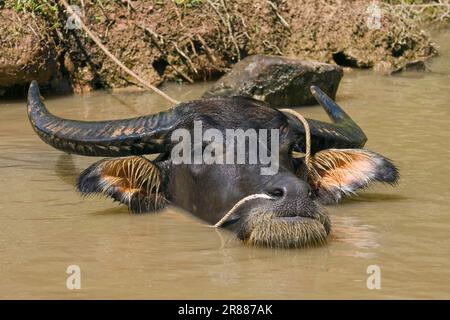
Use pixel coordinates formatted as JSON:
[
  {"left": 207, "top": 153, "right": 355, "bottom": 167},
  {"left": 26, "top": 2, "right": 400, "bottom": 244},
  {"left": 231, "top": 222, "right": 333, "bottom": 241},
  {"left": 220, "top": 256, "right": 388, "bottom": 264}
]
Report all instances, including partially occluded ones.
[{"left": 212, "top": 193, "right": 274, "bottom": 228}]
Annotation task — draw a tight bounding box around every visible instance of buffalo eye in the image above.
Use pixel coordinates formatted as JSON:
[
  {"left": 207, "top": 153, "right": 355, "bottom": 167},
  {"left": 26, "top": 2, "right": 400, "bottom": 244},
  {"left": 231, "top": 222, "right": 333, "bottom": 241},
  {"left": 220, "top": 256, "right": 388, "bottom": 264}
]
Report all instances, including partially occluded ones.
[{"left": 267, "top": 187, "right": 285, "bottom": 198}]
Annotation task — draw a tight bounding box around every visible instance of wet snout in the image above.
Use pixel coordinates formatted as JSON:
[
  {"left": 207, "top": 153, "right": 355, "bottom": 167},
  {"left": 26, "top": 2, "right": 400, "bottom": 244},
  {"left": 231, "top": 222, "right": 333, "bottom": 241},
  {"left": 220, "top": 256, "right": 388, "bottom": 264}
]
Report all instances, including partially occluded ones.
[
  {"left": 263, "top": 174, "right": 331, "bottom": 236},
  {"left": 265, "top": 175, "right": 311, "bottom": 200},
  {"left": 264, "top": 175, "right": 314, "bottom": 217}
]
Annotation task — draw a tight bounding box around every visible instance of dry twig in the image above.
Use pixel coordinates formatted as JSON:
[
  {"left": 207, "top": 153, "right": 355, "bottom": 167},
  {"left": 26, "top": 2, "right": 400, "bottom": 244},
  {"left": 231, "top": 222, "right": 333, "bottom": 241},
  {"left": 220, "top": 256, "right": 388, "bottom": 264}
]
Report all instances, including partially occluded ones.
[{"left": 59, "top": 0, "right": 179, "bottom": 104}]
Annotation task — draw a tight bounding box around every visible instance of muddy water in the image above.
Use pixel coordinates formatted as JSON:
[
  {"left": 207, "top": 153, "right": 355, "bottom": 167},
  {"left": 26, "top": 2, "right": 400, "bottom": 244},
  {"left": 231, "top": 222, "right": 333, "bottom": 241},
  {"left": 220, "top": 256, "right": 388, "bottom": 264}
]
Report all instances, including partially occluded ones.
[{"left": 1, "top": 32, "right": 450, "bottom": 299}]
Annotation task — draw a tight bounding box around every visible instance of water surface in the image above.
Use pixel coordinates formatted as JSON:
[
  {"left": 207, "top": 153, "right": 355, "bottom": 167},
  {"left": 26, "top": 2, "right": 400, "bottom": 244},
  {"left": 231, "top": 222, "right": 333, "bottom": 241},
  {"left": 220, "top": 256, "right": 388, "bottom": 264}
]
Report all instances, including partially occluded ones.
[{"left": 1, "top": 31, "right": 449, "bottom": 299}]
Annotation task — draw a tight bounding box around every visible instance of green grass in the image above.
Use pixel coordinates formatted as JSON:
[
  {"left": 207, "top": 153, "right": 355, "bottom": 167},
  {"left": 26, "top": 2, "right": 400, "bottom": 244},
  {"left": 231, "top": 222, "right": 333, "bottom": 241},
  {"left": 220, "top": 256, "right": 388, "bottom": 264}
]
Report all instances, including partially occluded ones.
[
  {"left": 13, "top": 0, "right": 58, "bottom": 15},
  {"left": 174, "top": 0, "right": 204, "bottom": 8},
  {"left": 12, "top": 0, "right": 60, "bottom": 29},
  {"left": 154, "top": 0, "right": 204, "bottom": 8}
]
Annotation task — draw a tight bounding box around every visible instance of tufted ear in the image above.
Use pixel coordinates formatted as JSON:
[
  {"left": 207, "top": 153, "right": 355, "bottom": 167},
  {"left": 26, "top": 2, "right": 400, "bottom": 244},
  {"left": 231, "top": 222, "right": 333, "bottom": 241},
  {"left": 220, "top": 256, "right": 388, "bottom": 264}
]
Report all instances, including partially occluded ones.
[
  {"left": 307, "top": 149, "right": 399, "bottom": 204},
  {"left": 77, "top": 156, "right": 168, "bottom": 213}
]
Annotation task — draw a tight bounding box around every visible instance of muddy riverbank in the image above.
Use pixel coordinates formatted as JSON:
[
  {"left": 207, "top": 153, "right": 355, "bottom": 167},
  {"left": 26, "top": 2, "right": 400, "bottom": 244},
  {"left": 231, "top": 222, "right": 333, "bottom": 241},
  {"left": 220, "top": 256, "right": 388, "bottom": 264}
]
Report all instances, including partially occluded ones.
[{"left": 1, "top": 0, "right": 446, "bottom": 97}]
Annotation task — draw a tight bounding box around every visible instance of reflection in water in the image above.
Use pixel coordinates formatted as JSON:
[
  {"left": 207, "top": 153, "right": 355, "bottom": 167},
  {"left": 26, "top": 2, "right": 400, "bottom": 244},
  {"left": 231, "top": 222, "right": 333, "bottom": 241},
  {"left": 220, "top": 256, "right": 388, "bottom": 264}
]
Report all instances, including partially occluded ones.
[
  {"left": 331, "top": 216, "right": 379, "bottom": 259},
  {"left": 1, "top": 31, "right": 450, "bottom": 299},
  {"left": 55, "top": 154, "right": 79, "bottom": 186}
]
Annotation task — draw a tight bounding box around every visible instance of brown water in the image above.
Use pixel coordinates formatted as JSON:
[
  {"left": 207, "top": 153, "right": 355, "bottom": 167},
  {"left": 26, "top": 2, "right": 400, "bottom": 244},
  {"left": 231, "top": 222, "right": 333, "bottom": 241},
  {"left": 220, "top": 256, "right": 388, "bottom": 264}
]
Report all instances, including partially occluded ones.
[{"left": 1, "top": 32, "right": 450, "bottom": 300}]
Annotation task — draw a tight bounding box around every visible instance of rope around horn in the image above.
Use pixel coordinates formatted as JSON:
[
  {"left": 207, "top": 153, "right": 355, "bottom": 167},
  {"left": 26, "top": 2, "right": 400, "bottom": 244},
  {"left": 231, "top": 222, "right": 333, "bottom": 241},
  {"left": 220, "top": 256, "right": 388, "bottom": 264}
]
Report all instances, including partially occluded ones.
[
  {"left": 212, "top": 108, "right": 312, "bottom": 228},
  {"left": 279, "top": 108, "right": 312, "bottom": 170},
  {"left": 59, "top": 0, "right": 179, "bottom": 105}
]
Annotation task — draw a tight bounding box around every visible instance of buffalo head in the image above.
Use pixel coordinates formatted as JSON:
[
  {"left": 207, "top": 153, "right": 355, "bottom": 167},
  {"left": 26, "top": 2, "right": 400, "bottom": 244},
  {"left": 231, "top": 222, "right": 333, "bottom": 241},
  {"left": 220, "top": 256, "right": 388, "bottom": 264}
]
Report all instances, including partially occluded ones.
[{"left": 27, "top": 81, "right": 398, "bottom": 248}]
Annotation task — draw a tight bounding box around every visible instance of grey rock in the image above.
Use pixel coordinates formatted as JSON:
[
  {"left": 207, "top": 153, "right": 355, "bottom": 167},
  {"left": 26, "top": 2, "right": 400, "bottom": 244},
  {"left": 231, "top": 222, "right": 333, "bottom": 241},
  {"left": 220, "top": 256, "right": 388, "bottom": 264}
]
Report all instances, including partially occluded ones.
[{"left": 203, "top": 55, "right": 343, "bottom": 107}]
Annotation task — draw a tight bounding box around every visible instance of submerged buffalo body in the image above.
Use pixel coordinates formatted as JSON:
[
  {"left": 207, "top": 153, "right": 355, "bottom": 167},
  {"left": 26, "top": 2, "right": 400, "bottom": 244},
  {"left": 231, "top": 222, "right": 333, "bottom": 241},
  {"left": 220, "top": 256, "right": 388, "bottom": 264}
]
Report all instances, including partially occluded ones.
[{"left": 27, "top": 81, "right": 398, "bottom": 248}]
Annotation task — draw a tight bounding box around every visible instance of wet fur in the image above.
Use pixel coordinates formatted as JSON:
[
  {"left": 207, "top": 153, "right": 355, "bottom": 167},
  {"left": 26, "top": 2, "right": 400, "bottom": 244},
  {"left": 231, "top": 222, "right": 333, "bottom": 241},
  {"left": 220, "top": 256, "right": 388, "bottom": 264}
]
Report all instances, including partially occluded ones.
[
  {"left": 235, "top": 201, "right": 331, "bottom": 248},
  {"left": 308, "top": 149, "right": 399, "bottom": 204},
  {"left": 77, "top": 156, "right": 167, "bottom": 213},
  {"left": 247, "top": 217, "right": 328, "bottom": 248}
]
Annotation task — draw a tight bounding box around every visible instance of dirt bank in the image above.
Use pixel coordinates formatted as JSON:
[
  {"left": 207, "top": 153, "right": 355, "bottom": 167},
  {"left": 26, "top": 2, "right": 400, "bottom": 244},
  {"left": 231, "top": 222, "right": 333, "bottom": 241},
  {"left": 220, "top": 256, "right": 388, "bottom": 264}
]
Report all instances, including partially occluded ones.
[
  {"left": 0, "top": 0, "right": 443, "bottom": 96},
  {"left": 0, "top": 8, "right": 59, "bottom": 96}
]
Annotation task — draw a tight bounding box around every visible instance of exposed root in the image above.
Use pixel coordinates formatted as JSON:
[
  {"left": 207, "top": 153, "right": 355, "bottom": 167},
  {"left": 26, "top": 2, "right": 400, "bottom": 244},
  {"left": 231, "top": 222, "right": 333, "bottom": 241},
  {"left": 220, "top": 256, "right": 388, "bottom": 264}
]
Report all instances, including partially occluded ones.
[
  {"left": 138, "top": 25, "right": 194, "bottom": 83},
  {"left": 59, "top": 0, "right": 179, "bottom": 104}
]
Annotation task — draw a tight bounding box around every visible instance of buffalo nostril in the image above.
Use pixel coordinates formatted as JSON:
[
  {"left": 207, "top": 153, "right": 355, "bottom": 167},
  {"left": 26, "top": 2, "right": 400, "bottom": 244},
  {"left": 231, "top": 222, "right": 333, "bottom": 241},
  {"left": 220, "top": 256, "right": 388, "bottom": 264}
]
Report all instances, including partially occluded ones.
[{"left": 267, "top": 187, "right": 285, "bottom": 198}]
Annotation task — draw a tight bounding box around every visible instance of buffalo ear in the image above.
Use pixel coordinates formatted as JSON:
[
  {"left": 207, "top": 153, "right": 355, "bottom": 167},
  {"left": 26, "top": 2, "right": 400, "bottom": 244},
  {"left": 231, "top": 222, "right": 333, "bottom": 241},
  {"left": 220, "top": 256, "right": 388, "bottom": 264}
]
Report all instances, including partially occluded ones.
[
  {"left": 77, "top": 156, "right": 168, "bottom": 213},
  {"left": 307, "top": 149, "right": 399, "bottom": 204}
]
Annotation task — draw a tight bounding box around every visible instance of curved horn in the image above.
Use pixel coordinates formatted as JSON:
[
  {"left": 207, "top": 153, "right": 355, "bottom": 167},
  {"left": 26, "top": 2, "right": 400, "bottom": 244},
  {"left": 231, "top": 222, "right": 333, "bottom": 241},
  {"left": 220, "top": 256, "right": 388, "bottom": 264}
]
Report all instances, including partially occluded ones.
[
  {"left": 27, "top": 81, "right": 179, "bottom": 157},
  {"left": 289, "top": 86, "right": 367, "bottom": 154}
]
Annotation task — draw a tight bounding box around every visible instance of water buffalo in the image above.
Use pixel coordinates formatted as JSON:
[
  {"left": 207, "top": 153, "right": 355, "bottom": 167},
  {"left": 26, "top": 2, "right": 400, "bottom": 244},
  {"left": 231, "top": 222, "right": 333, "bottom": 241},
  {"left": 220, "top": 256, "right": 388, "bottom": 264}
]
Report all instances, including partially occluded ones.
[{"left": 27, "top": 80, "right": 398, "bottom": 248}]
